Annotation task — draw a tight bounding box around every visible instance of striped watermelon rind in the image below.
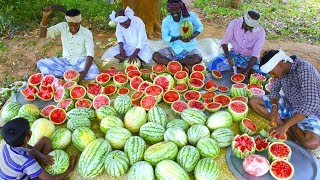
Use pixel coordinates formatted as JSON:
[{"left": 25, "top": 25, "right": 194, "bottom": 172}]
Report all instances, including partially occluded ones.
[
  {"left": 67, "top": 108, "right": 96, "bottom": 121},
  {"left": 164, "top": 127, "right": 188, "bottom": 148},
  {"left": 114, "top": 95, "right": 132, "bottom": 114},
  {"left": 176, "top": 145, "right": 200, "bottom": 173},
  {"left": 95, "top": 105, "right": 118, "bottom": 121},
  {"left": 187, "top": 124, "right": 210, "bottom": 146},
  {"left": 181, "top": 108, "right": 207, "bottom": 126},
  {"left": 211, "top": 128, "right": 235, "bottom": 148},
  {"left": 50, "top": 128, "right": 72, "bottom": 150},
  {"left": 206, "top": 111, "right": 233, "bottom": 130},
  {"left": 124, "top": 106, "right": 147, "bottom": 134},
  {"left": 127, "top": 161, "right": 154, "bottom": 180},
  {"left": 155, "top": 160, "right": 190, "bottom": 180},
  {"left": 196, "top": 137, "right": 221, "bottom": 158},
  {"left": 124, "top": 136, "right": 147, "bottom": 165},
  {"left": 144, "top": 141, "right": 178, "bottom": 166},
  {"left": 194, "top": 158, "right": 220, "bottom": 180},
  {"left": 166, "top": 119, "right": 190, "bottom": 132},
  {"left": 1, "top": 102, "right": 21, "bottom": 122},
  {"left": 104, "top": 150, "right": 129, "bottom": 177},
  {"left": 67, "top": 117, "right": 91, "bottom": 131},
  {"left": 105, "top": 127, "right": 132, "bottom": 149},
  {"left": 45, "top": 150, "right": 69, "bottom": 175},
  {"left": 72, "top": 127, "right": 96, "bottom": 151},
  {"left": 100, "top": 115, "right": 124, "bottom": 134},
  {"left": 139, "top": 122, "right": 165, "bottom": 145},
  {"left": 147, "top": 106, "right": 168, "bottom": 127}
]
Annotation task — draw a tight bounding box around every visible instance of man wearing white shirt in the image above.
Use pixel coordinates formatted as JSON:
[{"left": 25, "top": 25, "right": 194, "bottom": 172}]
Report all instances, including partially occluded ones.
[
  {"left": 38, "top": 7, "right": 99, "bottom": 82},
  {"left": 101, "top": 7, "right": 152, "bottom": 64}
]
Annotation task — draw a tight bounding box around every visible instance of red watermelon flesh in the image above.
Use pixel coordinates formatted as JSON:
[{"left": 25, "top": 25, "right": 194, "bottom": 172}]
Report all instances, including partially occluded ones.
[
  {"left": 96, "top": 73, "right": 110, "bottom": 85},
  {"left": 171, "top": 101, "right": 188, "bottom": 113},
  {"left": 231, "top": 73, "right": 245, "bottom": 83},
  {"left": 229, "top": 101, "right": 247, "bottom": 113},
  {"left": 212, "top": 70, "right": 222, "bottom": 79},
  {"left": 20, "top": 85, "right": 39, "bottom": 100},
  {"left": 188, "top": 78, "right": 204, "bottom": 88},
  {"left": 39, "top": 85, "right": 54, "bottom": 93},
  {"left": 86, "top": 83, "right": 103, "bottom": 96},
  {"left": 114, "top": 74, "right": 128, "bottom": 83},
  {"left": 63, "top": 81, "right": 77, "bottom": 90},
  {"left": 140, "top": 69, "right": 152, "bottom": 74},
  {"left": 130, "top": 76, "right": 144, "bottom": 91},
  {"left": 138, "top": 81, "right": 152, "bottom": 91},
  {"left": 153, "top": 76, "right": 170, "bottom": 92},
  {"left": 202, "top": 92, "right": 216, "bottom": 99},
  {"left": 93, "top": 94, "right": 110, "bottom": 110},
  {"left": 203, "top": 98, "right": 212, "bottom": 104},
  {"left": 233, "top": 83, "right": 247, "bottom": 89},
  {"left": 163, "top": 90, "right": 180, "bottom": 103},
  {"left": 205, "top": 79, "right": 218, "bottom": 91},
  {"left": 49, "top": 108, "right": 67, "bottom": 124},
  {"left": 125, "top": 65, "right": 139, "bottom": 74},
  {"left": 270, "top": 160, "right": 294, "bottom": 180},
  {"left": 150, "top": 73, "right": 157, "bottom": 81},
  {"left": 206, "top": 102, "right": 222, "bottom": 111},
  {"left": 251, "top": 73, "right": 266, "bottom": 81},
  {"left": 188, "top": 100, "right": 205, "bottom": 111},
  {"left": 127, "top": 70, "right": 142, "bottom": 79},
  {"left": 41, "top": 75, "right": 55, "bottom": 86},
  {"left": 174, "top": 71, "right": 188, "bottom": 80},
  {"left": 249, "top": 88, "right": 265, "bottom": 96},
  {"left": 190, "top": 71, "right": 205, "bottom": 81},
  {"left": 247, "top": 84, "right": 263, "bottom": 90},
  {"left": 184, "top": 90, "right": 201, "bottom": 101},
  {"left": 63, "top": 69, "right": 79, "bottom": 82},
  {"left": 102, "top": 67, "right": 118, "bottom": 77},
  {"left": 269, "top": 143, "right": 291, "bottom": 159},
  {"left": 167, "top": 61, "right": 183, "bottom": 75},
  {"left": 152, "top": 64, "right": 166, "bottom": 73},
  {"left": 131, "top": 91, "right": 144, "bottom": 100},
  {"left": 233, "top": 134, "right": 255, "bottom": 153},
  {"left": 214, "top": 94, "right": 231, "bottom": 108},
  {"left": 231, "top": 96, "right": 248, "bottom": 104},
  {"left": 265, "top": 83, "right": 272, "bottom": 93},
  {"left": 70, "top": 85, "right": 86, "bottom": 100},
  {"left": 140, "top": 95, "right": 157, "bottom": 110},
  {"left": 104, "top": 85, "right": 117, "bottom": 95},
  {"left": 192, "top": 63, "right": 206, "bottom": 72},
  {"left": 217, "top": 85, "right": 229, "bottom": 92},
  {"left": 174, "top": 84, "right": 188, "bottom": 92},
  {"left": 242, "top": 118, "right": 257, "bottom": 132},
  {"left": 132, "top": 100, "right": 141, "bottom": 106},
  {"left": 145, "top": 85, "right": 163, "bottom": 96},
  {"left": 118, "top": 87, "right": 130, "bottom": 95},
  {"left": 28, "top": 73, "right": 43, "bottom": 86},
  {"left": 40, "top": 105, "right": 56, "bottom": 118},
  {"left": 255, "top": 136, "right": 269, "bottom": 151},
  {"left": 52, "top": 78, "right": 65, "bottom": 90},
  {"left": 75, "top": 99, "right": 92, "bottom": 108},
  {"left": 36, "top": 87, "right": 54, "bottom": 101},
  {"left": 57, "top": 99, "right": 74, "bottom": 111},
  {"left": 243, "top": 155, "right": 270, "bottom": 177},
  {"left": 54, "top": 87, "right": 68, "bottom": 102}
]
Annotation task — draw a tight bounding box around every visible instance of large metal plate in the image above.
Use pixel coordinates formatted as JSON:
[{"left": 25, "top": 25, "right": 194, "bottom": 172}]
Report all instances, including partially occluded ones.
[{"left": 226, "top": 140, "right": 320, "bottom": 180}]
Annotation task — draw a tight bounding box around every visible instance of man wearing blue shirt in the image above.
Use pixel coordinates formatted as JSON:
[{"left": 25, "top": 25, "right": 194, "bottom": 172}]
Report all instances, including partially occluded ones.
[{"left": 153, "top": 0, "right": 203, "bottom": 69}]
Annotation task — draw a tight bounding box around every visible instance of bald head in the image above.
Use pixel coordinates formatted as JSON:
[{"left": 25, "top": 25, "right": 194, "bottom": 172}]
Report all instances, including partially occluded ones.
[{"left": 248, "top": 10, "right": 260, "bottom": 20}]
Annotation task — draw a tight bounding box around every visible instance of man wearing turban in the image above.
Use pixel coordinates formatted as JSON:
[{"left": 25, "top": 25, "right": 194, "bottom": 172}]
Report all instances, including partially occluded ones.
[
  {"left": 37, "top": 7, "right": 99, "bottom": 82},
  {"left": 249, "top": 49, "right": 320, "bottom": 150},
  {"left": 102, "top": 7, "right": 152, "bottom": 64},
  {"left": 207, "top": 10, "right": 266, "bottom": 78}
]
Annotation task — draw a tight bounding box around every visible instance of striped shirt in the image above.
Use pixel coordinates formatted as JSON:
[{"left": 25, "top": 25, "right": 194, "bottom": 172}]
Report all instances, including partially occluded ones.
[
  {"left": 270, "top": 57, "right": 320, "bottom": 118},
  {"left": 0, "top": 144, "right": 42, "bottom": 180}
]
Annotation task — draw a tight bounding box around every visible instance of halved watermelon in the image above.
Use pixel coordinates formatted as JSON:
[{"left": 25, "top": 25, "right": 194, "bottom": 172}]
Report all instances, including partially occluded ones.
[
  {"left": 49, "top": 108, "right": 67, "bottom": 124},
  {"left": 28, "top": 73, "right": 43, "bottom": 86},
  {"left": 205, "top": 79, "right": 218, "bottom": 92},
  {"left": 230, "top": 83, "right": 248, "bottom": 98},
  {"left": 75, "top": 98, "right": 92, "bottom": 109},
  {"left": 174, "top": 71, "right": 188, "bottom": 84},
  {"left": 192, "top": 63, "right": 206, "bottom": 74},
  {"left": 268, "top": 142, "right": 292, "bottom": 161},
  {"left": 130, "top": 76, "right": 144, "bottom": 91},
  {"left": 260, "top": 129, "right": 287, "bottom": 143},
  {"left": 117, "top": 87, "right": 130, "bottom": 95},
  {"left": 131, "top": 91, "right": 144, "bottom": 101},
  {"left": 150, "top": 73, "right": 158, "bottom": 81},
  {"left": 163, "top": 90, "right": 180, "bottom": 104},
  {"left": 95, "top": 73, "right": 110, "bottom": 86},
  {"left": 255, "top": 136, "right": 269, "bottom": 152},
  {"left": 247, "top": 83, "right": 263, "bottom": 90},
  {"left": 203, "top": 98, "right": 212, "bottom": 104},
  {"left": 250, "top": 73, "right": 267, "bottom": 85},
  {"left": 205, "top": 102, "right": 222, "bottom": 113},
  {"left": 131, "top": 100, "right": 141, "bottom": 107},
  {"left": 20, "top": 85, "right": 39, "bottom": 101},
  {"left": 104, "top": 85, "right": 117, "bottom": 97},
  {"left": 231, "top": 73, "right": 245, "bottom": 84},
  {"left": 247, "top": 88, "right": 265, "bottom": 98},
  {"left": 36, "top": 85, "right": 54, "bottom": 101},
  {"left": 63, "top": 69, "right": 79, "bottom": 83},
  {"left": 152, "top": 64, "right": 166, "bottom": 74},
  {"left": 188, "top": 100, "right": 205, "bottom": 111},
  {"left": 171, "top": 101, "right": 188, "bottom": 115},
  {"left": 153, "top": 75, "right": 172, "bottom": 92},
  {"left": 54, "top": 87, "right": 69, "bottom": 102},
  {"left": 40, "top": 105, "right": 56, "bottom": 118},
  {"left": 190, "top": 71, "right": 205, "bottom": 81},
  {"left": 231, "top": 96, "right": 248, "bottom": 104},
  {"left": 70, "top": 85, "right": 86, "bottom": 100},
  {"left": 270, "top": 160, "right": 294, "bottom": 180},
  {"left": 268, "top": 77, "right": 274, "bottom": 84},
  {"left": 86, "top": 83, "right": 103, "bottom": 100},
  {"left": 57, "top": 98, "right": 74, "bottom": 111},
  {"left": 214, "top": 94, "right": 231, "bottom": 108},
  {"left": 144, "top": 85, "right": 164, "bottom": 103},
  {"left": 174, "top": 84, "right": 188, "bottom": 93},
  {"left": 202, "top": 91, "right": 216, "bottom": 100},
  {"left": 212, "top": 70, "right": 222, "bottom": 79},
  {"left": 123, "top": 58, "right": 141, "bottom": 68},
  {"left": 217, "top": 85, "right": 229, "bottom": 93},
  {"left": 167, "top": 61, "right": 182, "bottom": 75},
  {"left": 243, "top": 155, "right": 270, "bottom": 177},
  {"left": 138, "top": 81, "right": 152, "bottom": 92},
  {"left": 140, "top": 95, "right": 157, "bottom": 110},
  {"left": 113, "top": 74, "right": 128, "bottom": 88},
  {"left": 52, "top": 78, "right": 65, "bottom": 91},
  {"left": 187, "top": 78, "right": 204, "bottom": 90},
  {"left": 240, "top": 118, "right": 256, "bottom": 135},
  {"left": 140, "top": 69, "right": 152, "bottom": 80},
  {"left": 41, "top": 74, "right": 55, "bottom": 86},
  {"left": 265, "top": 83, "right": 272, "bottom": 94},
  {"left": 228, "top": 100, "right": 248, "bottom": 122},
  {"left": 93, "top": 94, "right": 110, "bottom": 110},
  {"left": 184, "top": 90, "right": 201, "bottom": 101},
  {"left": 63, "top": 81, "right": 77, "bottom": 90},
  {"left": 232, "top": 134, "right": 256, "bottom": 159},
  {"left": 125, "top": 64, "right": 139, "bottom": 74},
  {"left": 127, "top": 70, "right": 142, "bottom": 79},
  {"left": 102, "top": 67, "right": 118, "bottom": 78}
]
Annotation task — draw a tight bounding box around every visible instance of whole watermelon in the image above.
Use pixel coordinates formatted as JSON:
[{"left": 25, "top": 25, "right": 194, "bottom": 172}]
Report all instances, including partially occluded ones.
[
  {"left": 124, "top": 136, "right": 147, "bottom": 165},
  {"left": 124, "top": 106, "right": 147, "bottom": 134},
  {"left": 50, "top": 128, "right": 72, "bottom": 150},
  {"left": 127, "top": 161, "right": 154, "bottom": 180},
  {"left": 1, "top": 102, "right": 21, "bottom": 125},
  {"left": 45, "top": 150, "right": 69, "bottom": 175},
  {"left": 104, "top": 150, "right": 129, "bottom": 177},
  {"left": 114, "top": 95, "right": 132, "bottom": 114}
]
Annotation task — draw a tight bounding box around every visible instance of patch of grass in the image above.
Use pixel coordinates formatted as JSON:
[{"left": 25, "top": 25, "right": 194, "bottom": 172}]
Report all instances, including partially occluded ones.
[
  {"left": 0, "top": 40, "right": 7, "bottom": 52},
  {"left": 194, "top": 0, "right": 320, "bottom": 44}
]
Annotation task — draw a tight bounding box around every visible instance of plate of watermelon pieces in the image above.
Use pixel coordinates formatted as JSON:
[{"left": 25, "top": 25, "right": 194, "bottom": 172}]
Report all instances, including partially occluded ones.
[{"left": 226, "top": 135, "right": 320, "bottom": 180}]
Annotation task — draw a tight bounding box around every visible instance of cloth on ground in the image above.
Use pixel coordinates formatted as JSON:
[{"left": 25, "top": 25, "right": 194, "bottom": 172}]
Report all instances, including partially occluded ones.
[{"left": 157, "top": 47, "right": 201, "bottom": 61}]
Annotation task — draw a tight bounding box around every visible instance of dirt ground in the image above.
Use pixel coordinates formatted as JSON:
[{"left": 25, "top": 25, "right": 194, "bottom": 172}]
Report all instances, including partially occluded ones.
[{"left": 0, "top": 1, "right": 319, "bottom": 84}]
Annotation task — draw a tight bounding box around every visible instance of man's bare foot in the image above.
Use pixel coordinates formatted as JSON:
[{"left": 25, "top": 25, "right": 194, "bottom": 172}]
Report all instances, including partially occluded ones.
[{"left": 68, "top": 155, "right": 78, "bottom": 171}]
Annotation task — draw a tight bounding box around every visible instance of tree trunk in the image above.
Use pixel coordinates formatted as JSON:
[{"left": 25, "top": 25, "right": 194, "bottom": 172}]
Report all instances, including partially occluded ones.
[{"left": 122, "top": 0, "right": 161, "bottom": 35}]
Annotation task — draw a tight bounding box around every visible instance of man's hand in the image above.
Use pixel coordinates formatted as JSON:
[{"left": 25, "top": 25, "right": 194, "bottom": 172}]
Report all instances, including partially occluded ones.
[
  {"left": 128, "top": 53, "right": 138, "bottom": 63},
  {"left": 41, "top": 154, "right": 54, "bottom": 166},
  {"left": 79, "top": 71, "right": 86, "bottom": 82},
  {"left": 42, "top": 6, "right": 53, "bottom": 17},
  {"left": 268, "top": 123, "right": 289, "bottom": 137}
]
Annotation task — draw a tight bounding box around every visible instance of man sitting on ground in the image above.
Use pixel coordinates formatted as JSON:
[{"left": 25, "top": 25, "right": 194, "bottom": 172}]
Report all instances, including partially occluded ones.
[
  {"left": 102, "top": 7, "right": 152, "bottom": 64},
  {"left": 0, "top": 118, "right": 77, "bottom": 179},
  {"left": 153, "top": 0, "right": 203, "bottom": 70},
  {"left": 207, "top": 10, "right": 265, "bottom": 77},
  {"left": 38, "top": 7, "right": 99, "bottom": 82},
  {"left": 249, "top": 49, "right": 320, "bottom": 149}
]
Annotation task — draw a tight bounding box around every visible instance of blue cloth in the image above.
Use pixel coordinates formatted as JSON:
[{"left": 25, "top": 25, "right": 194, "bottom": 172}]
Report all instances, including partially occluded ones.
[
  {"left": 37, "top": 57, "right": 99, "bottom": 80},
  {"left": 161, "top": 12, "right": 203, "bottom": 55},
  {"left": 207, "top": 50, "right": 264, "bottom": 74},
  {"left": 263, "top": 95, "right": 320, "bottom": 136}
]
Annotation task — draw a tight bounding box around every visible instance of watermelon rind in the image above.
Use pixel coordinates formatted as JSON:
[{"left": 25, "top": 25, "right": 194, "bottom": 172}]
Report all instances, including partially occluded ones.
[
  {"left": 155, "top": 160, "right": 190, "bottom": 180},
  {"left": 176, "top": 145, "right": 200, "bottom": 173},
  {"left": 211, "top": 128, "right": 235, "bottom": 148},
  {"left": 45, "top": 150, "right": 69, "bottom": 175},
  {"left": 166, "top": 119, "right": 190, "bottom": 132},
  {"left": 206, "top": 111, "right": 233, "bottom": 130},
  {"left": 67, "top": 117, "right": 91, "bottom": 131},
  {"left": 67, "top": 108, "right": 96, "bottom": 121},
  {"left": 139, "top": 122, "right": 165, "bottom": 145},
  {"left": 144, "top": 141, "right": 178, "bottom": 166},
  {"left": 240, "top": 118, "right": 257, "bottom": 135},
  {"left": 96, "top": 105, "right": 118, "bottom": 121},
  {"left": 268, "top": 142, "right": 292, "bottom": 162},
  {"left": 100, "top": 115, "right": 124, "bottom": 134},
  {"left": 1, "top": 102, "right": 21, "bottom": 123},
  {"left": 232, "top": 134, "right": 256, "bottom": 159},
  {"left": 196, "top": 137, "right": 220, "bottom": 158},
  {"left": 105, "top": 127, "right": 132, "bottom": 149},
  {"left": 147, "top": 106, "right": 168, "bottom": 127},
  {"left": 227, "top": 100, "right": 248, "bottom": 123},
  {"left": 114, "top": 95, "right": 132, "bottom": 114},
  {"left": 124, "top": 136, "right": 147, "bottom": 165},
  {"left": 164, "top": 127, "right": 188, "bottom": 148},
  {"left": 124, "top": 58, "right": 141, "bottom": 69},
  {"left": 180, "top": 20, "right": 193, "bottom": 39},
  {"left": 127, "top": 161, "right": 154, "bottom": 180},
  {"left": 187, "top": 124, "right": 210, "bottom": 146},
  {"left": 124, "top": 106, "right": 147, "bottom": 134},
  {"left": 269, "top": 160, "right": 294, "bottom": 180},
  {"left": 50, "top": 128, "right": 72, "bottom": 150},
  {"left": 104, "top": 150, "right": 129, "bottom": 177},
  {"left": 194, "top": 158, "right": 220, "bottom": 180},
  {"left": 181, "top": 108, "right": 207, "bottom": 126}
]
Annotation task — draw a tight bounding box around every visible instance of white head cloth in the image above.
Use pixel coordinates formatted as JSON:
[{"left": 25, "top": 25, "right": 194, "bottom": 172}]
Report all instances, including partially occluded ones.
[
  {"left": 109, "top": 6, "right": 134, "bottom": 24},
  {"left": 244, "top": 10, "right": 260, "bottom": 32},
  {"left": 65, "top": 14, "right": 82, "bottom": 23},
  {"left": 260, "top": 49, "right": 293, "bottom": 74}
]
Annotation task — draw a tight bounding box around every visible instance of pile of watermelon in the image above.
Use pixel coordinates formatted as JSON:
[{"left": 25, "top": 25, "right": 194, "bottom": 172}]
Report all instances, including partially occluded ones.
[{"left": 0, "top": 62, "right": 292, "bottom": 179}]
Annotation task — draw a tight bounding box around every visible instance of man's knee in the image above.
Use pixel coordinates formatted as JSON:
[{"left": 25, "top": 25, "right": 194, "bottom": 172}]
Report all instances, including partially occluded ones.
[
  {"left": 302, "top": 134, "right": 320, "bottom": 150},
  {"left": 38, "top": 137, "right": 52, "bottom": 146},
  {"left": 191, "top": 55, "right": 202, "bottom": 64},
  {"left": 152, "top": 52, "right": 160, "bottom": 61},
  {"left": 249, "top": 96, "right": 262, "bottom": 109}
]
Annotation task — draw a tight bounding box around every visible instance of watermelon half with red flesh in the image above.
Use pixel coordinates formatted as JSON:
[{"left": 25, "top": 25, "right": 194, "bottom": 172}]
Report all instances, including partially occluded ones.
[
  {"left": 270, "top": 160, "right": 294, "bottom": 180},
  {"left": 75, "top": 98, "right": 92, "bottom": 109},
  {"left": 174, "top": 71, "right": 188, "bottom": 84},
  {"left": 243, "top": 154, "right": 270, "bottom": 177},
  {"left": 131, "top": 91, "right": 144, "bottom": 101},
  {"left": 248, "top": 88, "right": 265, "bottom": 98},
  {"left": 205, "top": 79, "right": 218, "bottom": 92},
  {"left": 70, "top": 85, "right": 87, "bottom": 100},
  {"left": 20, "top": 85, "right": 39, "bottom": 101},
  {"left": 192, "top": 63, "right": 206, "bottom": 73},
  {"left": 240, "top": 118, "right": 257, "bottom": 135},
  {"left": 41, "top": 74, "right": 55, "bottom": 86},
  {"left": 52, "top": 78, "right": 65, "bottom": 91},
  {"left": 125, "top": 64, "right": 139, "bottom": 74},
  {"left": 190, "top": 71, "right": 205, "bottom": 81},
  {"left": 184, "top": 90, "right": 201, "bottom": 101},
  {"left": 86, "top": 83, "right": 103, "bottom": 99},
  {"left": 140, "top": 95, "right": 157, "bottom": 110},
  {"left": 130, "top": 76, "right": 144, "bottom": 91},
  {"left": 250, "top": 73, "right": 267, "bottom": 84},
  {"left": 131, "top": 100, "right": 141, "bottom": 107},
  {"left": 54, "top": 87, "right": 68, "bottom": 102},
  {"left": 93, "top": 94, "right": 110, "bottom": 110},
  {"left": 188, "top": 100, "right": 205, "bottom": 111},
  {"left": 174, "top": 83, "right": 188, "bottom": 93},
  {"left": 212, "top": 70, "right": 222, "bottom": 79},
  {"left": 40, "top": 105, "right": 56, "bottom": 118},
  {"left": 171, "top": 101, "right": 188, "bottom": 114},
  {"left": 104, "top": 85, "right": 117, "bottom": 96},
  {"left": 255, "top": 136, "right": 269, "bottom": 152},
  {"left": 231, "top": 96, "right": 248, "bottom": 104},
  {"left": 205, "top": 102, "right": 222, "bottom": 113},
  {"left": 63, "top": 69, "right": 79, "bottom": 83},
  {"left": 95, "top": 73, "right": 110, "bottom": 86},
  {"left": 188, "top": 78, "right": 204, "bottom": 90},
  {"left": 167, "top": 61, "right": 182, "bottom": 75},
  {"left": 102, "top": 67, "right": 118, "bottom": 78},
  {"left": 49, "top": 108, "right": 67, "bottom": 124},
  {"left": 214, "top": 94, "right": 231, "bottom": 108},
  {"left": 127, "top": 70, "right": 142, "bottom": 79},
  {"left": 217, "top": 85, "right": 229, "bottom": 93},
  {"left": 63, "top": 81, "right": 77, "bottom": 90},
  {"left": 268, "top": 142, "right": 292, "bottom": 161},
  {"left": 231, "top": 73, "right": 245, "bottom": 84},
  {"left": 57, "top": 98, "right": 74, "bottom": 111},
  {"left": 153, "top": 75, "right": 171, "bottom": 92},
  {"left": 36, "top": 85, "right": 54, "bottom": 101},
  {"left": 150, "top": 73, "right": 158, "bottom": 81},
  {"left": 163, "top": 90, "right": 180, "bottom": 104},
  {"left": 113, "top": 74, "right": 128, "bottom": 87},
  {"left": 265, "top": 83, "right": 272, "bottom": 93},
  {"left": 144, "top": 85, "right": 163, "bottom": 103},
  {"left": 202, "top": 91, "right": 216, "bottom": 100},
  {"left": 232, "top": 134, "right": 256, "bottom": 159},
  {"left": 138, "top": 81, "right": 152, "bottom": 92},
  {"left": 28, "top": 73, "right": 43, "bottom": 86},
  {"left": 140, "top": 69, "right": 152, "bottom": 80},
  {"left": 117, "top": 87, "right": 130, "bottom": 95},
  {"left": 247, "top": 83, "right": 263, "bottom": 90},
  {"left": 152, "top": 64, "right": 166, "bottom": 74}
]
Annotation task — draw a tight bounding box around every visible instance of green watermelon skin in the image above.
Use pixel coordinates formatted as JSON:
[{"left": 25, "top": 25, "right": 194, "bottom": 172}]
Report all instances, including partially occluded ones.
[
  {"left": 124, "top": 106, "right": 147, "bottom": 134},
  {"left": 211, "top": 128, "right": 235, "bottom": 148},
  {"left": 105, "top": 127, "right": 132, "bottom": 149},
  {"left": 104, "top": 150, "right": 129, "bottom": 177},
  {"left": 155, "top": 160, "right": 190, "bottom": 180},
  {"left": 230, "top": 83, "right": 248, "bottom": 98},
  {"left": 124, "top": 136, "right": 147, "bottom": 165},
  {"left": 139, "top": 122, "right": 165, "bottom": 145},
  {"left": 181, "top": 108, "right": 207, "bottom": 126},
  {"left": 187, "top": 124, "right": 210, "bottom": 146},
  {"left": 177, "top": 145, "right": 200, "bottom": 173},
  {"left": 128, "top": 161, "right": 155, "bottom": 180},
  {"left": 1, "top": 102, "right": 21, "bottom": 123},
  {"left": 66, "top": 108, "right": 96, "bottom": 121},
  {"left": 50, "top": 128, "right": 72, "bottom": 150},
  {"left": 78, "top": 139, "right": 112, "bottom": 178},
  {"left": 114, "top": 95, "right": 132, "bottom": 114},
  {"left": 95, "top": 105, "right": 118, "bottom": 121},
  {"left": 144, "top": 141, "right": 178, "bottom": 166},
  {"left": 194, "top": 158, "right": 220, "bottom": 180},
  {"left": 72, "top": 127, "right": 96, "bottom": 151},
  {"left": 166, "top": 119, "right": 190, "bottom": 131},
  {"left": 196, "top": 138, "right": 221, "bottom": 158},
  {"left": 100, "top": 116, "right": 124, "bottom": 134},
  {"left": 164, "top": 127, "right": 187, "bottom": 148},
  {"left": 45, "top": 150, "right": 69, "bottom": 175},
  {"left": 147, "top": 106, "right": 168, "bottom": 127},
  {"left": 67, "top": 117, "right": 91, "bottom": 131}
]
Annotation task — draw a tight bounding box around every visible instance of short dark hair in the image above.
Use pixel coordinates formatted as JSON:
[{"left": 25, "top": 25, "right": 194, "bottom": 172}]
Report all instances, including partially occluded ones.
[
  {"left": 260, "top": 50, "right": 279, "bottom": 67},
  {"left": 1, "top": 118, "right": 30, "bottom": 147},
  {"left": 66, "top": 8, "right": 80, "bottom": 17},
  {"left": 116, "top": 9, "right": 125, "bottom": 18},
  {"left": 248, "top": 10, "right": 260, "bottom": 20},
  {"left": 168, "top": 0, "right": 182, "bottom": 3}
]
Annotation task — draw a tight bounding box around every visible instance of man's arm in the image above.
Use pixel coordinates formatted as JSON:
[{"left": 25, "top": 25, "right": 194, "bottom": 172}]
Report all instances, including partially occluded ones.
[
  {"left": 40, "top": 7, "right": 52, "bottom": 38},
  {"left": 221, "top": 20, "right": 235, "bottom": 67},
  {"left": 79, "top": 56, "right": 93, "bottom": 82}
]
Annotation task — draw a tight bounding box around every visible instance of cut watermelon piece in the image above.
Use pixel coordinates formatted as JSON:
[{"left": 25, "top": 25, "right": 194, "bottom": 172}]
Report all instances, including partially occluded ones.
[
  {"left": 125, "top": 64, "right": 139, "bottom": 74},
  {"left": 230, "top": 83, "right": 247, "bottom": 98},
  {"left": 150, "top": 73, "right": 158, "bottom": 81},
  {"left": 265, "top": 83, "right": 272, "bottom": 94},
  {"left": 171, "top": 101, "right": 188, "bottom": 115},
  {"left": 86, "top": 83, "right": 103, "bottom": 100},
  {"left": 174, "top": 84, "right": 188, "bottom": 93},
  {"left": 212, "top": 70, "right": 222, "bottom": 79},
  {"left": 57, "top": 98, "right": 74, "bottom": 111},
  {"left": 102, "top": 67, "right": 118, "bottom": 78},
  {"left": 247, "top": 83, "right": 263, "bottom": 90},
  {"left": 70, "top": 85, "right": 86, "bottom": 100},
  {"left": 217, "top": 85, "right": 229, "bottom": 93},
  {"left": 153, "top": 75, "right": 171, "bottom": 92},
  {"left": 205, "top": 79, "right": 218, "bottom": 92},
  {"left": 268, "top": 142, "right": 292, "bottom": 161},
  {"left": 231, "top": 96, "right": 248, "bottom": 104},
  {"left": 41, "top": 74, "right": 55, "bottom": 86},
  {"left": 104, "top": 85, "right": 117, "bottom": 97},
  {"left": 36, "top": 85, "right": 54, "bottom": 101},
  {"left": 205, "top": 102, "right": 222, "bottom": 113},
  {"left": 232, "top": 134, "right": 256, "bottom": 159},
  {"left": 167, "top": 61, "right": 182, "bottom": 75},
  {"left": 144, "top": 85, "right": 163, "bottom": 103},
  {"left": 40, "top": 105, "right": 56, "bottom": 118},
  {"left": 20, "top": 85, "right": 39, "bottom": 101},
  {"left": 163, "top": 90, "right": 180, "bottom": 104},
  {"left": 270, "top": 160, "right": 294, "bottom": 180},
  {"left": 117, "top": 87, "right": 130, "bottom": 95},
  {"left": 188, "top": 100, "right": 205, "bottom": 111},
  {"left": 75, "top": 98, "right": 92, "bottom": 109},
  {"left": 247, "top": 88, "right": 265, "bottom": 98},
  {"left": 49, "top": 108, "right": 67, "bottom": 124},
  {"left": 190, "top": 71, "right": 205, "bottom": 81},
  {"left": 192, "top": 63, "right": 206, "bottom": 74},
  {"left": 127, "top": 70, "right": 142, "bottom": 79},
  {"left": 174, "top": 71, "right": 189, "bottom": 84},
  {"left": 140, "top": 95, "right": 157, "bottom": 110},
  {"left": 113, "top": 74, "right": 128, "bottom": 88},
  {"left": 63, "top": 81, "right": 77, "bottom": 90},
  {"left": 240, "top": 118, "right": 256, "bottom": 135},
  {"left": 203, "top": 98, "right": 212, "bottom": 104},
  {"left": 54, "top": 87, "right": 69, "bottom": 102},
  {"left": 130, "top": 76, "right": 144, "bottom": 91},
  {"left": 131, "top": 91, "right": 144, "bottom": 101},
  {"left": 228, "top": 100, "right": 248, "bottom": 122},
  {"left": 184, "top": 90, "right": 201, "bottom": 101},
  {"left": 123, "top": 58, "right": 141, "bottom": 68},
  {"left": 131, "top": 100, "right": 141, "bottom": 107},
  {"left": 138, "top": 81, "right": 152, "bottom": 92},
  {"left": 214, "top": 94, "right": 231, "bottom": 108},
  {"left": 140, "top": 69, "right": 152, "bottom": 80},
  {"left": 93, "top": 94, "right": 110, "bottom": 110},
  {"left": 52, "top": 78, "right": 65, "bottom": 91},
  {"left": 152, "top": 64, "right": 166, "bottom": 74},
  {"left": 255, "top": 136, "right": 269, "bottom": 152},
  {"left": 231, "top": 73, "right": 245, "bottom": 84},
  {"left": 187, "top": 78, "right": 204, "bottom": 90},
  {"left": 260, "top": 129, "right": 287, "bottom": 143},
  {"left": 95, "top": 73, "right": 110, "bottom": 86},
  {"left": 201, "top": 92, "right": 216, "bottom": 100},
  {"left": 243, "top": 155, "right": 270, "bottom": 177},
  {"left": 250, "top": 73, "right": 267, "bottom": 85},
  {"left": 28, "top": 73, "right": 43, "bottom": 86},
  {"left": 63, "top": 69, "right": 79, "bottom": 83}
]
